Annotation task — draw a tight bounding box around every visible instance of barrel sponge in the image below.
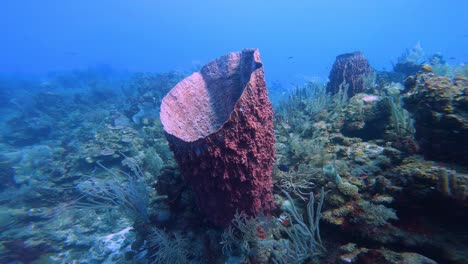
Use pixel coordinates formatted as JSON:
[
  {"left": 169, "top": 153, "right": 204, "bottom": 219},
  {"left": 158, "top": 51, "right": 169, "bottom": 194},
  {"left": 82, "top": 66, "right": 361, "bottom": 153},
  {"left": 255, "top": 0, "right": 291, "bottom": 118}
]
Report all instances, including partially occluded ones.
[{"left": 160, "top": 48, "right": 275, "bottom": 226}]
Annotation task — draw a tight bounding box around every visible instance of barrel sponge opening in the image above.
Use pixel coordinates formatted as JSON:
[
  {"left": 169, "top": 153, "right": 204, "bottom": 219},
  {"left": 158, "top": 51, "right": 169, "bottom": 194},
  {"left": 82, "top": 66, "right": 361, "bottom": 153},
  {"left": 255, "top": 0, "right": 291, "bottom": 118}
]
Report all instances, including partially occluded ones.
[{"left": 160, "top": 49, "right": 262, "bottom": 142}]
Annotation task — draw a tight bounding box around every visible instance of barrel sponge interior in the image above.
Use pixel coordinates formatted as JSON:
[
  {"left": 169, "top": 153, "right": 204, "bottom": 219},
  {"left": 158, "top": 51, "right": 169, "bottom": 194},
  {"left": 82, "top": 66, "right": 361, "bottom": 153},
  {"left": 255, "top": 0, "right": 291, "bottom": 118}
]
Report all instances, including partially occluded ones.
[{"left": 160, "top": 50, "right": 261, "bottom": 142}]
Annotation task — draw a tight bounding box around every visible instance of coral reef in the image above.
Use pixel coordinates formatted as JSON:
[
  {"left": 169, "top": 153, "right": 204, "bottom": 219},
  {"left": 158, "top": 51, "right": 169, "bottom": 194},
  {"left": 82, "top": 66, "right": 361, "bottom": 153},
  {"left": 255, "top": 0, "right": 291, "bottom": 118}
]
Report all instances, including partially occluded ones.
[
  {"left": 340, "top": 93, "right": 389, "bottom": 140},
  {"left": 0, "top": 71, "right": 178, "bottom": 263},
  {"left": 1, "top": 46, "right": 467, "bottom": 264},
  {"left": 404, "top": 71, "right": 468, "bottom": 163},
  {"left": 160, "top": 48, "right": 275, "bottom": 226},
  {"left": 272, "top": 57, "right": 467, "bottom": 263}
]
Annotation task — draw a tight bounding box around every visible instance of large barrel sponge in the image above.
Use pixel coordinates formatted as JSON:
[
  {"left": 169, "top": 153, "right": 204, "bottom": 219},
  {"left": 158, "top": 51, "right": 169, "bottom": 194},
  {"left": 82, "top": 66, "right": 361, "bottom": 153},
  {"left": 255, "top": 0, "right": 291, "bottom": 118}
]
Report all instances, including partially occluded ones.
[
  {"left": 326, "top": 51, "right": 374, "bottom": 98},
  {"left": 160, "top": 48, "right": 275, "bottom": 226}
]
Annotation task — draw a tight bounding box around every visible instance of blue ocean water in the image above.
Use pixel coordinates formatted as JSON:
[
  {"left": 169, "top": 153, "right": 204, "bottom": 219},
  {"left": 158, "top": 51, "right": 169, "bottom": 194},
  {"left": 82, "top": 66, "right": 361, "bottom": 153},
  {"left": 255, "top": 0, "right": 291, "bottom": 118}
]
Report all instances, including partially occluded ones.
[
  {"left": 2, "top": 1, "right": 467, "bottom": 81},
  {"left": 0, "top": 1, "right": 467, "bottom": 263}
]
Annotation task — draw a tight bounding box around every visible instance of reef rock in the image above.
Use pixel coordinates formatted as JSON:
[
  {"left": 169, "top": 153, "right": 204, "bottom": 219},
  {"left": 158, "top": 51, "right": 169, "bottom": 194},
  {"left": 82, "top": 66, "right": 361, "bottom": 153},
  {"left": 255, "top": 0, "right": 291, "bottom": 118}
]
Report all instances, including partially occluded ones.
[
  {"left": 338, "top": 244, "right": 437, "bottom": 264},
  {"left": 326, "top": 52, "right": 374, "bottom": 98},
  {"left": 160, "top": 49, "right": 275, "bottom": 226},
  {"left": 340, "top": 93, "right": 389, "bottom": 140},
  {"left": 403, "top": 72, "right": 468, "bottom": 163}
]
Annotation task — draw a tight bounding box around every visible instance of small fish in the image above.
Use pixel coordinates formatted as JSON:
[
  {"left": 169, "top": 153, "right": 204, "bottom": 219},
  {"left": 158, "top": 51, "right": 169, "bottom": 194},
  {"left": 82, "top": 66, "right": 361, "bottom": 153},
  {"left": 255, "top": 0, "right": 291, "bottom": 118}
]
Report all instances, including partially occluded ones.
[
  {"left": 278, "top": 213, "right": 290, "bottom": 227},
  {"left": 287, "top": 56, "right": 294, "bottom": 59},
  {"left": 448, "top": 57, "right": 456, "bottom": 60}
]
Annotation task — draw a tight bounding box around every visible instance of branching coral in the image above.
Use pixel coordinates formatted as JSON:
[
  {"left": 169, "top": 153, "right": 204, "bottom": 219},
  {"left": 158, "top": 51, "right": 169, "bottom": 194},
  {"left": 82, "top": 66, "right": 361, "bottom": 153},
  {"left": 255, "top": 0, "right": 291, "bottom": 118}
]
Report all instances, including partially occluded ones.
[
  {"left": 397, "top": 42, "right": 425, "bottom": 65},
  {"left": 276, "top": 167, "right": 320, "bottom": 200},
  {"left": 76, "top": 156, "right": 150, "bottom": 223},
  {"left": 275, "top": 81, "right": 331, "bottom": 130},
  {"left": 147, "top": 228, "right": 190, "bottom": 264},
  {"left": 221, "top": 189, "right": 326, "bottom": 263},
  {"left": 386, "top": 92, "right": 415, "bottom": 139},
  {"left": 220, "top": 211, "right": 274, "bottom": 257},
  {"left": 272, "top": 189, "right": 326, "bottom": 263}
]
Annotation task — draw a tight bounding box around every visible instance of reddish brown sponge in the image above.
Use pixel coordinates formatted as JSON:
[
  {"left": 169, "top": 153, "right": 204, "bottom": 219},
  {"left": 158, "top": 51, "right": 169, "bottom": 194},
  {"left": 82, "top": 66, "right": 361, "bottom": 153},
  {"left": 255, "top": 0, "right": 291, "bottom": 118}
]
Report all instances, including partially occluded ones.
[
  {"left": 160, "top": 49, "right": 275, "bottom": 226},
  {"left": 326, "top": 51, "right": 374, "bottom": 98}
]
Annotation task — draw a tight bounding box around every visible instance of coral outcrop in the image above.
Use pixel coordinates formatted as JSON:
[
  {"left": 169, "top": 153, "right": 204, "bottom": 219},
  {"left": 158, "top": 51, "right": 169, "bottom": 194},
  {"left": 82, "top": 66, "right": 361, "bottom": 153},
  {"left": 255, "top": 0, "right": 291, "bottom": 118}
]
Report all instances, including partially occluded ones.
[
  {"left": 340, "top": 93, "right": 389, "bottom": 140},
  {"left": 403, "top": 72, "right": 468, "bottom": 163},
  {"left": 160, "top": 49, "right": 275, "bottom": 226},
  {"left": 339, "top": 244, "right": 437, "bottom": 264},
  {"left": 326, "top": 52, "right": 374, "bottom": 98}
]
